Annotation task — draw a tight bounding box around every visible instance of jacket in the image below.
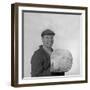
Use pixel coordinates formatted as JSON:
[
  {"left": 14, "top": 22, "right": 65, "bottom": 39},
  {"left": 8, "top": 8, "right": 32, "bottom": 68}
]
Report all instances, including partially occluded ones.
[{"left": 31, "top": 45, "right": 64, "bottom": 77}]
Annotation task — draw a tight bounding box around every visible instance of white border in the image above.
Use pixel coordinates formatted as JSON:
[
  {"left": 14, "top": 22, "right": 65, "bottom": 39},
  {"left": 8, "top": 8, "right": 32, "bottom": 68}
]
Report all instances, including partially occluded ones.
[{"left": 18, "top": 6, "right": 86, "bottom": 84}]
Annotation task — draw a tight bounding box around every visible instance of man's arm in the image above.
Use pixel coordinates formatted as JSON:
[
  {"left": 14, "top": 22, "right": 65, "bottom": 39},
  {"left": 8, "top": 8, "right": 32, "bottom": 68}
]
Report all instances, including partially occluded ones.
[{"left": 31, "top": 52, "right": 51, "bottom": 77}]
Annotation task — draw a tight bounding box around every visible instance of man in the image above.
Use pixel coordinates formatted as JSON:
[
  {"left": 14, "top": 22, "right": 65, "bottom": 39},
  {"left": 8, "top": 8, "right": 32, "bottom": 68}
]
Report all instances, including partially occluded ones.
[{"left": 31, "top": 29, "right": 65, "bottom": 77}]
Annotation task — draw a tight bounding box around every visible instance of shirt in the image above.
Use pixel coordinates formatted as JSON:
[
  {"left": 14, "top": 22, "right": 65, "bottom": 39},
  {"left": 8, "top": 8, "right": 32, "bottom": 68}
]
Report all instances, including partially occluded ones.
[{"left": 31, "top": 45, "right": 64, "bottom": 77}]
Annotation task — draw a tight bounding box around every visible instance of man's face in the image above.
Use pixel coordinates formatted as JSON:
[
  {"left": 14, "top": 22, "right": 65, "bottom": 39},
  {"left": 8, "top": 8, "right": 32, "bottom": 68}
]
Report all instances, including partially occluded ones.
[{"left": 42, "top": 35, "right": 54, "bottom": 48}]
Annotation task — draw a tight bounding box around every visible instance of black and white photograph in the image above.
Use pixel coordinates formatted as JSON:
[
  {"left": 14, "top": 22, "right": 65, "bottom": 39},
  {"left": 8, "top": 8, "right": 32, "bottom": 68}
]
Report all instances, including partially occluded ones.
[
  {"left": 23, "top": 11, "right": 78, "bottom": 77},
  {"left": 11, "top": 3, "right": 88, "bottom": 87}
]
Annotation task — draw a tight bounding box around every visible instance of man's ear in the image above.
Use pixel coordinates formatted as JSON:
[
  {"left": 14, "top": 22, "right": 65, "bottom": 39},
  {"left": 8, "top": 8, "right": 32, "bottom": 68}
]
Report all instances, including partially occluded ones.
[{"left": 41, "top": 37, "right": 44, "bottom": 42}]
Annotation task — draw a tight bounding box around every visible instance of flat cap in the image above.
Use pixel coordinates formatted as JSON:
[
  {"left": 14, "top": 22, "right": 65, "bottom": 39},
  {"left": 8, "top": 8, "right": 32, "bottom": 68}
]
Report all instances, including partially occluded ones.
[{"left": 41, "top": 29, "right": 55, "bottom": 37}]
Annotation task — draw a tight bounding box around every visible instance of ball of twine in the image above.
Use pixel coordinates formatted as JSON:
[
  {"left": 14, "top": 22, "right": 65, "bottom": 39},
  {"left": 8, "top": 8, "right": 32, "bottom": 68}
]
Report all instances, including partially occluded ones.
[{"left": 50, "top": 49, "right": 73, "bottom": 72}]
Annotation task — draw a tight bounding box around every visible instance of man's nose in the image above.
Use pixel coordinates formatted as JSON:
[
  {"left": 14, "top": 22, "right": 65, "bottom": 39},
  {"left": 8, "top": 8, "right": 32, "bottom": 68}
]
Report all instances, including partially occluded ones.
[{"left": 49, "top": 39, "right": 53, "bottom": 42}]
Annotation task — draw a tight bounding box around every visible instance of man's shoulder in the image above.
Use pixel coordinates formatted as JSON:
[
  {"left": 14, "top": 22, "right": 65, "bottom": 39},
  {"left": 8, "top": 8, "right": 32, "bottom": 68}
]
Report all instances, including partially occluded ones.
[
  {"left": 31, "top": 47, "right": 44, "bottom": 63},
  {"left": 32, "top": 47, "right": 44, "bottom": 57}
]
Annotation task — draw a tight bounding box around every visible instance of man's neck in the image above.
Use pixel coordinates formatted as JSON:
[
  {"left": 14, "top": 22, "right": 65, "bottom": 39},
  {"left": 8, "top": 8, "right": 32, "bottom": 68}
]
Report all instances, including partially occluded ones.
[{"left": 43, "top": 45, "right": 52, "bottom": 56}]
